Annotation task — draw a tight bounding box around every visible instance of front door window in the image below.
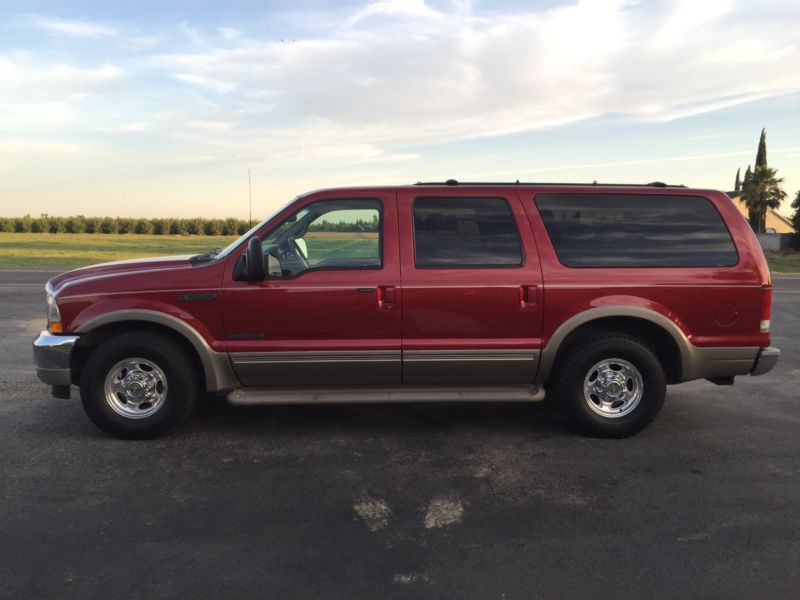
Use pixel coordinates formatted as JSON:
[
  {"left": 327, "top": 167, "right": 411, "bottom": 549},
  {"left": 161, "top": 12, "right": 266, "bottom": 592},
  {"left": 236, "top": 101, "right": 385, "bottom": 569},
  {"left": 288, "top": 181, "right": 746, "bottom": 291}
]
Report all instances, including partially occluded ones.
[{"left": 262, "top": 199, "right": 382, "bottom": 278}]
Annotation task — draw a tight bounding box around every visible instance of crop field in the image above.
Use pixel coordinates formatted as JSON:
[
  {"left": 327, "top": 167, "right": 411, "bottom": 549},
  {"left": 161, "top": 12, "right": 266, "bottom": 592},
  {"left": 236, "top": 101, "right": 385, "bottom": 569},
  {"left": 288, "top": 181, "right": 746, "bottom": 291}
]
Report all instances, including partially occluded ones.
[
  {"left": 0, "top": 232, "right": 236, "bottom": 267},
  {"left": 304, "top": 231, "right": 379, "bottom": 264}
]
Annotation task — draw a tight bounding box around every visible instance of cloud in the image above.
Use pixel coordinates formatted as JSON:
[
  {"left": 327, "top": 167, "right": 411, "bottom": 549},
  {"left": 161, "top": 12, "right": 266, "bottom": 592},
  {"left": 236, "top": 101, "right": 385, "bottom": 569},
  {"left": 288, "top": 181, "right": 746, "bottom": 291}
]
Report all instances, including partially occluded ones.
[
  {"left": 655, "top": 0, "right": 733, "bottom": 46},
  {"left": 0, "top": 57, "right": 121, "bottom": 103},
  {"left": 218, "top": 27, "right": 240, "bottom": 40},
  {"left": 186, "top": 119, "right": 234, "bottom": 132},
  {"left": 344, "top": 0, "right": 443, "bottom": 28},
  {"left": 156, "top": 0, "right": 798, "bottom": 153},
  {"left": 6, "top": 0, "right": 800, "bottom": 180},
  {"left": 29, "top": 15, "right": 160, "bottom": 49},
  {"left": 32, "top": 16, "right": 118, "bottom": 39},
  {"left": 0, "top": 55, "right": 123, "bottom": 132}
]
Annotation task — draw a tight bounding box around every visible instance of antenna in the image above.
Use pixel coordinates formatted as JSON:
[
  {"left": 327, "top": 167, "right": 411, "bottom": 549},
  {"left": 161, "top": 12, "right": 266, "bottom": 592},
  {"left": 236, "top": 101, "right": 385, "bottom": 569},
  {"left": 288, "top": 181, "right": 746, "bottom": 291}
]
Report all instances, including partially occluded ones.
[{"left": 248, "top": 169, "right": 252, "bottom": 228}]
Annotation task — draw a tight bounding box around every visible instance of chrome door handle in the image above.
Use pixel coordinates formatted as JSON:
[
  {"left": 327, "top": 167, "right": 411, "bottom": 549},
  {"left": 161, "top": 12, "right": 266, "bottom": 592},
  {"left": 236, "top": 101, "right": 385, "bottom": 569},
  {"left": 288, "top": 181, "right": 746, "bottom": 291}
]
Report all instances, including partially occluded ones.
[
  {"left": 378, "top": 285, "right": 396, "bottom": 309},
  {"left": 519, "top": 285, "right": 539, "bottom": 310}
]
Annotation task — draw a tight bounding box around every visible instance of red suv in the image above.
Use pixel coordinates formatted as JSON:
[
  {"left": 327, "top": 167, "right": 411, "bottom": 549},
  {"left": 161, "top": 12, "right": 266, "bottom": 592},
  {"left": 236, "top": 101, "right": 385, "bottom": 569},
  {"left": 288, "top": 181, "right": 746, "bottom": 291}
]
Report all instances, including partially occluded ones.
[{"left": 33, "top": 181, "right": 779, "bottom": 438}]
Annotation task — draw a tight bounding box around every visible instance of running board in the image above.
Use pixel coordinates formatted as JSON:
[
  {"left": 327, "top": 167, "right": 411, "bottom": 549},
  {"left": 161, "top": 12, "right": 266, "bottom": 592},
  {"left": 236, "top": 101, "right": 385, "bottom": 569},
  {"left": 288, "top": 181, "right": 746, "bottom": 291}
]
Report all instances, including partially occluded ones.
[{"left": 227, "top": 385, "right": 545, "bottom": 406}]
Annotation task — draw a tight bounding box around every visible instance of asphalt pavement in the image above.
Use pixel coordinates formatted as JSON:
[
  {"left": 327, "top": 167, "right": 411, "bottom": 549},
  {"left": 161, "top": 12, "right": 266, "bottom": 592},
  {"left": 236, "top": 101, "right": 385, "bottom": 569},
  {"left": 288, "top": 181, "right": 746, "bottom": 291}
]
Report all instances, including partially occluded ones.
[{"left": 1, "top": 271, "right": 798, "bottom": 599}]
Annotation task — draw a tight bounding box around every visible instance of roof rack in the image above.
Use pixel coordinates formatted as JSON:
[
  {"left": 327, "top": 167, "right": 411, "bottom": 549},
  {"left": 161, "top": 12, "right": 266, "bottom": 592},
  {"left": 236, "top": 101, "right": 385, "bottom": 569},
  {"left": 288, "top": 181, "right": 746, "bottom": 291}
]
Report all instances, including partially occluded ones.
[{"left": 413, "top": 179, "right": 686, "bottom": 188}]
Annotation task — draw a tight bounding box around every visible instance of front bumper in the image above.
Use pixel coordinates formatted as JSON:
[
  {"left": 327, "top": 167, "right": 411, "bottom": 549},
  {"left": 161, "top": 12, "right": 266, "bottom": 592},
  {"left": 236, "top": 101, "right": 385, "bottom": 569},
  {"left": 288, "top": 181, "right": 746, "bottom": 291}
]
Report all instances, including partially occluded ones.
[
  {"left": 751, "top": 346, "right": 780, "bottom": 376},
  {"left": 33, "top": 331, "right": 80, "bottom": 386}
]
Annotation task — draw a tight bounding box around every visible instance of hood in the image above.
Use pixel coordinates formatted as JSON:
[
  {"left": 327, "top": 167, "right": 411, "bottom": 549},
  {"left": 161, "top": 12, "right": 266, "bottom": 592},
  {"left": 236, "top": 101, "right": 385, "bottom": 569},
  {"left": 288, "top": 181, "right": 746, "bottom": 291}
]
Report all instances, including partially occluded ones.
[{"left": 49, "top": 255, "right": 194, "bottom": 292}]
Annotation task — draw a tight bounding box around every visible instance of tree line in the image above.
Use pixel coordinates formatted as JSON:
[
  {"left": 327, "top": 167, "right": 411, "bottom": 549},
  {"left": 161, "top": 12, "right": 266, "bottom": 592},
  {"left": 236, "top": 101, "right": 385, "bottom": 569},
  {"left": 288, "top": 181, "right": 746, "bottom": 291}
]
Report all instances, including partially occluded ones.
[
  {"left": 733, "top": 128, "right": 800, "bottom": 234},
  {"left": 0, "top": 215, "right": 252, "bottom": 236},
  {"left": 307, "top": 215, "right": 379, "bottom": 233}
]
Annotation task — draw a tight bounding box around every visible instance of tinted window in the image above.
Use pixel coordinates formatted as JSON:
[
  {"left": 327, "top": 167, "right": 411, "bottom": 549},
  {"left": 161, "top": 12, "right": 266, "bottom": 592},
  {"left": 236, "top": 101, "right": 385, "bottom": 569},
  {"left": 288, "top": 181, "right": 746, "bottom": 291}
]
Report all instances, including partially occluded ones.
[
  {"left": 534, "top": 194, "right": 738, "bottom": 267},
  {"left": 413, "top": 197, "right": 523, "bottom": 267},
  {"left": 262, "top": 199, "right": 381, "bottom": 277}
]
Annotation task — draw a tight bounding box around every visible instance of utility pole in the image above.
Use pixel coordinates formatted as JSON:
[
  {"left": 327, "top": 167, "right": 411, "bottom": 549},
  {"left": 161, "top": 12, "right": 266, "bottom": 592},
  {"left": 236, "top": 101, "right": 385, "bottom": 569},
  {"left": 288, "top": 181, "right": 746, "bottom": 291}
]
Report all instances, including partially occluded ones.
[{"left": 248, "top": 169, "right": 252, "bottom": 228}]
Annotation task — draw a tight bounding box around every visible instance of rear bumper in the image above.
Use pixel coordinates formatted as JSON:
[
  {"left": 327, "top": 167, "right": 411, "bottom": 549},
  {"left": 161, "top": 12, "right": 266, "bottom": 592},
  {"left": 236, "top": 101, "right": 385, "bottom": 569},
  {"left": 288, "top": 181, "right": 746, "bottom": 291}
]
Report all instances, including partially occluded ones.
[
  {"left": 751, "top": 346, "right": 780, "bottom": 376},
  {"left": 33, "top": 331, "right": 79, "bottom": 386}
]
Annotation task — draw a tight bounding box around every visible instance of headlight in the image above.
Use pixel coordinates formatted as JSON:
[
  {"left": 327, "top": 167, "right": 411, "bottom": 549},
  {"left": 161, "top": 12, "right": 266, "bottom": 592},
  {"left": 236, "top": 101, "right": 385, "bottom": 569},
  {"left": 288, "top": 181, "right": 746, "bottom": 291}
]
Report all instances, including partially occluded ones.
[{"left": 46, "top": 283, "right": 63, "bottom": 333}]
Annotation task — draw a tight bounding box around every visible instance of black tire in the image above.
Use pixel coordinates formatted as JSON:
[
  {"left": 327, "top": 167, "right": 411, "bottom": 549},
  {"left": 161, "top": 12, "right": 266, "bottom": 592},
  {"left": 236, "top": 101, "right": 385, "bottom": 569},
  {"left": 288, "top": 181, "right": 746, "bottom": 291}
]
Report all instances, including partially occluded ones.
[
  {"left": 79, "top": 332, "right": 199, "bottom": 439},
  {"left": 551, "top": 333, "right": 666, "bottom": 438}
]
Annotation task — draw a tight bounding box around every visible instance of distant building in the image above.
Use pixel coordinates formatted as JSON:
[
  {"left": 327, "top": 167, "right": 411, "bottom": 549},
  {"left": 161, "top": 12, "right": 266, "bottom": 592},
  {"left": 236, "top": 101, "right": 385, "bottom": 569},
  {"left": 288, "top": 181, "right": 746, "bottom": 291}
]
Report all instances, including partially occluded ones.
[{"left": 727, "top": 192, "right": 796, "bottom": 234}]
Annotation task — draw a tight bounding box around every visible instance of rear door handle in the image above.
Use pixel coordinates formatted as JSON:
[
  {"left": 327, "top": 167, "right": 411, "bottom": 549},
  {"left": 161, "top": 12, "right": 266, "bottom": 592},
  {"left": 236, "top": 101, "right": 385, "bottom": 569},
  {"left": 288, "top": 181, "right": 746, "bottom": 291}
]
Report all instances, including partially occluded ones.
[
  {"left": 378, "top": 285, "right": 396, "bottom": 309},
  {"left": 519, "top": 285, "right": 539, "bottom": 310}
]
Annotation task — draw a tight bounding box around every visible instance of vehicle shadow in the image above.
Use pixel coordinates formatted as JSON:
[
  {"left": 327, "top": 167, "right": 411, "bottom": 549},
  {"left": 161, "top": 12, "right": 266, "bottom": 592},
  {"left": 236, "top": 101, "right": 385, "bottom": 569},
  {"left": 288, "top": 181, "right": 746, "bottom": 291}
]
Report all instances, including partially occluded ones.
[
  {"left": 188, "top": 395, "right": 571, "bottom": 439},
  {"left": 19, "top": 388, "right": 573, "bottom": 442}
]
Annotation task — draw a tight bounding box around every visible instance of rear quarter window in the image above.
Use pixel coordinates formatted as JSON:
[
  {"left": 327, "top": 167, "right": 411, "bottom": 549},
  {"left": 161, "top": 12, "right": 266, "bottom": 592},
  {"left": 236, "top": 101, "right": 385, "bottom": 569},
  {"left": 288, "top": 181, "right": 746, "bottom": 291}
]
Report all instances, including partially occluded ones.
[{"left": 534, "top": 194, "right": 739, "bottom": 268}]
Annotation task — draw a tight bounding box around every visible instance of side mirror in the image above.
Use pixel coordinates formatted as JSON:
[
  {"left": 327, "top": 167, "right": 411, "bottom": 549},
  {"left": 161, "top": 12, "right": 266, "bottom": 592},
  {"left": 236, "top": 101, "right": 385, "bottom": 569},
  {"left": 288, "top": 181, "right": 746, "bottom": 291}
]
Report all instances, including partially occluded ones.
[
  {"left": 267, "top": 254, "right": 282, "bottom": 277},
  {"left": 246, "top": 236, "right": 266, "bottom": 281}
]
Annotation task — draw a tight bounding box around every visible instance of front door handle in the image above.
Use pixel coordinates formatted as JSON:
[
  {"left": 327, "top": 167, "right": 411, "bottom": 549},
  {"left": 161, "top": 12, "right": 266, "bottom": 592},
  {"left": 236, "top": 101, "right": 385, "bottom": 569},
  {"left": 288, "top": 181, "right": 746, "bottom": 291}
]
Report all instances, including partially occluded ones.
[
  {"left": 378, "top": 285, "right": 396, "bottom": 309},
  {"left": 519, "top": 285, "right": 539, "bottom": 310}
]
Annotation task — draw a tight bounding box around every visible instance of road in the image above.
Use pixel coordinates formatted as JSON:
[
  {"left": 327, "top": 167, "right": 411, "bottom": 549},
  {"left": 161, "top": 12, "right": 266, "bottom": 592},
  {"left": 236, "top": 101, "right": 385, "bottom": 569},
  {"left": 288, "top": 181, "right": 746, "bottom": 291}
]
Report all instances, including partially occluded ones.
[{"left": 1, "top": 271, "right": 798, "bottom": 599}]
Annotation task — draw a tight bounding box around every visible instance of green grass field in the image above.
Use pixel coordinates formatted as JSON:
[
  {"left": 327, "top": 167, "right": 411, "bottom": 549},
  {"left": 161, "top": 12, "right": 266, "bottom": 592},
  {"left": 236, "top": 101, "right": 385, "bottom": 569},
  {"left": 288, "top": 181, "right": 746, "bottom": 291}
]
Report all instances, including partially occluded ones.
[
  {"left": 0, "top": 232, "right": 236, "bottom": 267},
  {"left": 0, "top": 233, "right": 798, "bottom": 273},
  {"left": 765, "top": 251, "right": 800, "bottom": 274}
]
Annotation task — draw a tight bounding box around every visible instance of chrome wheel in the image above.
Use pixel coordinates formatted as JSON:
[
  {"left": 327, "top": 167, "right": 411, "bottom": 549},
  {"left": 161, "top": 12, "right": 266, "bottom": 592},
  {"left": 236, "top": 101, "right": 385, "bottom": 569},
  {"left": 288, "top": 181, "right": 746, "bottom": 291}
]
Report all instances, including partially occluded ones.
[
  {"left": 583, "top": 358, "right": 643, "bottom": 419},
  {"left": 103, "top": 358, "right": 168, "bottom": 419}
]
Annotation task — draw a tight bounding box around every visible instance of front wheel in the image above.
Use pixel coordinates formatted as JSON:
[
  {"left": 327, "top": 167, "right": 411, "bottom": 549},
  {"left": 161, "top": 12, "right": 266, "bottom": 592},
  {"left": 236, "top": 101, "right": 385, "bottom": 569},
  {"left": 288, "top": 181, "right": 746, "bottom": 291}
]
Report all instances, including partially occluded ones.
[
  {"left": 552, "top": 334, "right": 666, "bottom": 438},
  {"left": 80, "top": 332, "right": 199, "bottom": 439}
]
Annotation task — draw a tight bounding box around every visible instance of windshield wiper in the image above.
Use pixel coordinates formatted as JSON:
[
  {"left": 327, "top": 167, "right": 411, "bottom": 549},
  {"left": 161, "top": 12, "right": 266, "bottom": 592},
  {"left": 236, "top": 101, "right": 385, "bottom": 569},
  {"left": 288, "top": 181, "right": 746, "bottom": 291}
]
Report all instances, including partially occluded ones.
[{"left": 190, "top": 247, "right": 223, "bottom": 264}]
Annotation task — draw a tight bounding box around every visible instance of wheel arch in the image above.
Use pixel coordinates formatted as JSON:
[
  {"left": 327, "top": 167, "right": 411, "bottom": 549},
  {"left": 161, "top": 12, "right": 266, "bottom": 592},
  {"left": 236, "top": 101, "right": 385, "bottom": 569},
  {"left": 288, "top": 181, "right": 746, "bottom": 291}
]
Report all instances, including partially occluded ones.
[
  {"left": 72, "top": 310, "right": 239, "bottom": 392},
  {"left": 537, "top": 306, "right": 689, "bottom": 385}
]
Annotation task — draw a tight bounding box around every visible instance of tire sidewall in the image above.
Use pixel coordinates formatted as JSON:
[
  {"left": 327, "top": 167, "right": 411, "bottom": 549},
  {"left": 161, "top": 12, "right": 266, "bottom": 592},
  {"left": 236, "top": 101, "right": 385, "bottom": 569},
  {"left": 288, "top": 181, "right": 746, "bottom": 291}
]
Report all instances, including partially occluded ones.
[
  {"left": 559, "top": 337, "right": 666, "bottom": 437},
  {"left": 80, "top": 334, "right": 197, "bottom": 438}
]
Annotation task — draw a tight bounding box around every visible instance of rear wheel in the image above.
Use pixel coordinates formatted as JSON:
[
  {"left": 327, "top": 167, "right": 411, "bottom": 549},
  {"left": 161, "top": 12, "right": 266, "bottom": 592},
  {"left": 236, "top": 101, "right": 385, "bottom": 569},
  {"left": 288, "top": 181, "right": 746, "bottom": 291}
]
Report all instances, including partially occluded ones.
[
  {"left": 552, "top": 334, "right": 666, "bottom": 437},
  {"left": 80, "top": 332, "right": 198, "bottom": 439}
]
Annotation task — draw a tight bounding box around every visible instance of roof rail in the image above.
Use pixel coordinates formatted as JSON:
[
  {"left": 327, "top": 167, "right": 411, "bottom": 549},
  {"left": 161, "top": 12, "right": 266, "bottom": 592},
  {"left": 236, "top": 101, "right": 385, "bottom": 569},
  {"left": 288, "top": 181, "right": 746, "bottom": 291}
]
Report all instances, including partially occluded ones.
[{"left": 413, "top": 179, "right": 687, "bottom": 188}]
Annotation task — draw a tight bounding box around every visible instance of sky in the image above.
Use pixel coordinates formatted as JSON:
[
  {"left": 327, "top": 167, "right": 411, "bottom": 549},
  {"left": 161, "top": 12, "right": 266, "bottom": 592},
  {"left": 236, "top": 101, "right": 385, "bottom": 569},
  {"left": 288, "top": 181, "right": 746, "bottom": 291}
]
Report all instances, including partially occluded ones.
[{"left": 0, "top": 0, "right": 798, "bottom": 219}]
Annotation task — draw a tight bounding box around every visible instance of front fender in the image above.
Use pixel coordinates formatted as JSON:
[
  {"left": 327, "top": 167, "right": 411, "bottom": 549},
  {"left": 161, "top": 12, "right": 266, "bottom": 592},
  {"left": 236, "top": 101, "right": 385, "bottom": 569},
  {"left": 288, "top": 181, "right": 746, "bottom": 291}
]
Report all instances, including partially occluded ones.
[{"left": 74, "top": 308, "right": 239, "bottom": 392}]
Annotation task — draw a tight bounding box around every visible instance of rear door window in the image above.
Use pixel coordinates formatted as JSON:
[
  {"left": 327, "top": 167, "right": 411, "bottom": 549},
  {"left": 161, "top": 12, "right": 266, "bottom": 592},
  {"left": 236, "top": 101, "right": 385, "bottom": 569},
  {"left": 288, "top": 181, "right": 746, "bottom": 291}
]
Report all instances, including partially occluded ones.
[
  {"left": 534, "top": 194, "right": 738, "bottom": 267},
  {"left": 413, "top": 197, "right": 523, "bottom": 268}
]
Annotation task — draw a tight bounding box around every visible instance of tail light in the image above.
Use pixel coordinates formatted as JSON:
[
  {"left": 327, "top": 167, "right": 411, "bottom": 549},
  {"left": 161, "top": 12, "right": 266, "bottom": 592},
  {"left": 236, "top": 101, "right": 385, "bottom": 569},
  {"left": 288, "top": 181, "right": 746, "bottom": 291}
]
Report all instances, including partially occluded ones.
[{"left": 760, "top": 286, "right": 772, "bottom": 333}]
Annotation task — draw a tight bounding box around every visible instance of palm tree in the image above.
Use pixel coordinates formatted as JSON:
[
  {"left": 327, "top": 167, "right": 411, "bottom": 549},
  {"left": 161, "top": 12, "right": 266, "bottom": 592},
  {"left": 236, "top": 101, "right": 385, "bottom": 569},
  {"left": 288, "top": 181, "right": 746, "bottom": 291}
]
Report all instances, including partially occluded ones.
[{"left": 742, "top": 165, "right": 786, "bottom": 233}]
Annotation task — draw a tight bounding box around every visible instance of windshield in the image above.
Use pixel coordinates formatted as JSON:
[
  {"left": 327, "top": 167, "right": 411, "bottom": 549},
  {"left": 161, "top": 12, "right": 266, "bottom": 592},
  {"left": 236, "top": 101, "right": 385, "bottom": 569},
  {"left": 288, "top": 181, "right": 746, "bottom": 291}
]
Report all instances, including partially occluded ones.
[{"left": 214, "top": 196, "right": 300, "bottom": 260}]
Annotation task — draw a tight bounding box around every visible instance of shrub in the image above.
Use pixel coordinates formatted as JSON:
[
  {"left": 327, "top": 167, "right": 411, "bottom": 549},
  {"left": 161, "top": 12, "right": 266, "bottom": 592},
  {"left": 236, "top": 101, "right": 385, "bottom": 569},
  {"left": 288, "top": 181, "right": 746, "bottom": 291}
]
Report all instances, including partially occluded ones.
[
  {"left": 116, "top": 218, "right": 132, "bottom": 234},
  {"left": 134, "top": 218, "right": 153, "bottom": 234},
  {"left": 64, "top": 215, "right": 85, "bottom": 234},
  {"left": 47, "top": 217, "right": 64, "bottom": 234},
  {"left": 151, "top": 218, "right": 167, "bottom": 235},
  {"left": 203, "top": 219, "right": 222, "bottom": 236},
  {"left": 168, "top": 219, "right": 186, "bottom": 235},
  {"left": 14, "top": 215, "right": 32, "bottom": 233},
  {"left": 99, "top": 217, "right": 117, "bottom": 234},
  {"left": 222, "top": 218, "right": 239, "bottom": 236},
  {"left": 186, "top": 218, "right": 202, "bottom": 235},
  {"left": 84, "top": 217, "right": 101, "bottom": 233}
]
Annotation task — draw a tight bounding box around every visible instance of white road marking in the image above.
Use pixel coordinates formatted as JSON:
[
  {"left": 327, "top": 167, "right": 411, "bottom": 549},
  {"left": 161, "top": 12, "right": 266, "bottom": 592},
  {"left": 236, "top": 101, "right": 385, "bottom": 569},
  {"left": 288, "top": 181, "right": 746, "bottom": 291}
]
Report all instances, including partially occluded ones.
[
  {"left": 394, "top": 573, "right": 428, "bottom": 584},
  {"left": 353, "top": 498, "right": 391, "bottom": 532},
  {"left": 423, "top": 498, "right": 464, "bottom": 529}
]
